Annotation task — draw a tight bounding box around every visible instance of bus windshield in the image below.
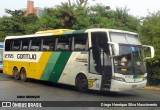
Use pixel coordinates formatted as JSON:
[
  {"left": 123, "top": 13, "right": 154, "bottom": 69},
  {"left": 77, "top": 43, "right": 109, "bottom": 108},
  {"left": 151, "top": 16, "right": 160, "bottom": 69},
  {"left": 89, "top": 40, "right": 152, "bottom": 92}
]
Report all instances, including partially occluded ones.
[
  {"left": 110, "top": 32, "right": 141, "bottom": 45},
  {"left": 113, "top": 45, "right": 146, "bottom": 75}
]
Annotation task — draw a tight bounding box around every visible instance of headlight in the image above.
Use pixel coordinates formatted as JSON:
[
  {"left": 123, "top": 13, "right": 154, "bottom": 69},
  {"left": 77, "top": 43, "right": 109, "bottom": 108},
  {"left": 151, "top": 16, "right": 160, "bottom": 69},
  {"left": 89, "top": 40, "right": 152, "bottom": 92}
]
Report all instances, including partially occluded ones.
[
  {"left": 112, "top": 76, "right": 125, "bottom": 82},
  {"left": 143, "top": 76, "right": 147, "bottom": 80}
]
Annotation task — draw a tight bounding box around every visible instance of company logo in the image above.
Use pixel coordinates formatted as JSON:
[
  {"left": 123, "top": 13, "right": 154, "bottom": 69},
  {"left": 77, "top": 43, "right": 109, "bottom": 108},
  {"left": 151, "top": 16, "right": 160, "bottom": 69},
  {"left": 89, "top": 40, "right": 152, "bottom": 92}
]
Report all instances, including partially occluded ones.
[
  {"left": 2, "top": 102, "right": 11, "bottom": 107},
  {"left": 1, "top": 102, "right": 42, "bottom": 108}
]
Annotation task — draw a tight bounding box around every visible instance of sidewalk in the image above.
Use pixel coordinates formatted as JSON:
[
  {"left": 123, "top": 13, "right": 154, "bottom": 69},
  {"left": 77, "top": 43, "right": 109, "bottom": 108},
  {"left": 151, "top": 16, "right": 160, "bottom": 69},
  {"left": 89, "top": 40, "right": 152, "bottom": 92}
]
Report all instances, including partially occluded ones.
[{"left": 144, "top": 86, "right": 160, "bottom": 91}]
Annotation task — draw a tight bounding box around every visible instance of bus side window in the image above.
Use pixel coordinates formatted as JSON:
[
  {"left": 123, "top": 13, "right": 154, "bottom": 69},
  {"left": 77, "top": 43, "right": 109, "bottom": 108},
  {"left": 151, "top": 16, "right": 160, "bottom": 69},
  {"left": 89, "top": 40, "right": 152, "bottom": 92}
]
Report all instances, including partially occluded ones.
[
  {"left": 21, "top": 39, "right": 30, "bottom": 51},
  {"left": 30, "top": 38, "right": 41, "bottom": 51},
  {"left": 73, "top": 33, "right": 88, "bottom": 51},
  {"left": 42, "top": 36, "right": 56, "bottom": 51},
  {"left": 56, "top": 36, "right": 71, "bottom": 51},
  {"left": 12, "top": 40, "right": 21, "bottom": 51},
  {"left": 5, "top": 40, "right": 12, "bottom": 51}
]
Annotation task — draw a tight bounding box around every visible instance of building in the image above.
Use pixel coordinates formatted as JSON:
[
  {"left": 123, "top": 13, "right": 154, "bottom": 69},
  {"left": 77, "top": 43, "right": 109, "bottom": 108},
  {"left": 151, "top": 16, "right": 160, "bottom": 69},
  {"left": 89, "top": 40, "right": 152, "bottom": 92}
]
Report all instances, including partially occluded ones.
[{"left": 22, "top": 0, "right": 44, "bottom": 17}]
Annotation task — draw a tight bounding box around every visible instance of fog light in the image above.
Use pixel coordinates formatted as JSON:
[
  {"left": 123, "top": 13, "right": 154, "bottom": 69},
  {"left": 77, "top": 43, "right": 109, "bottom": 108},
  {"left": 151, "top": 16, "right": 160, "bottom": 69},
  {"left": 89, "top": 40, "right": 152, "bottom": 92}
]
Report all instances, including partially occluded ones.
[
  {"left": 143, "top": 76, "right": 147, "bottom": 80},
  {"left": 112, "top": 76, "right": 125, "bottom": 82}
]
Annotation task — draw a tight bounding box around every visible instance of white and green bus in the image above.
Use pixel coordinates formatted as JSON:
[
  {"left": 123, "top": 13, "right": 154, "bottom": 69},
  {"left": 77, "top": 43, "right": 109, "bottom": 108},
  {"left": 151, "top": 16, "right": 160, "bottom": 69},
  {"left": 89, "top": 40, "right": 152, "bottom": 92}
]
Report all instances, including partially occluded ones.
[{"left": 3, "top": 28, "right": 154, "bottom": 92}]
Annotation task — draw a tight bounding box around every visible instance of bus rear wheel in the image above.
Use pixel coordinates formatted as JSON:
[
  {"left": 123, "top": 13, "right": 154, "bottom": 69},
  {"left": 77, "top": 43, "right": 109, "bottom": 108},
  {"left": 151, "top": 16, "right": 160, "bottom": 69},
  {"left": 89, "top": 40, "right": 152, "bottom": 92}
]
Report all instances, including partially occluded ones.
[
  {"left": 13, "top": 67, "right": 20, "bottom": 80},
  {"left": 75, "top": 74, "right": 88, "bottom": 92},
  {"left": 20, "top": 68, "right": 27, "bottom": 82}
]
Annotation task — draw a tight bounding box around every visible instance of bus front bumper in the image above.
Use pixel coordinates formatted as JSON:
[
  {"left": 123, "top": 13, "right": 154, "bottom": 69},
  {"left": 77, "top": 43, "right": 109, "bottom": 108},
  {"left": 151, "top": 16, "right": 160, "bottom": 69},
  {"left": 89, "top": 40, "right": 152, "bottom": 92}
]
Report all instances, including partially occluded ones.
[{"left": 110, "top": 79, "right": 147, "bottom": 91}]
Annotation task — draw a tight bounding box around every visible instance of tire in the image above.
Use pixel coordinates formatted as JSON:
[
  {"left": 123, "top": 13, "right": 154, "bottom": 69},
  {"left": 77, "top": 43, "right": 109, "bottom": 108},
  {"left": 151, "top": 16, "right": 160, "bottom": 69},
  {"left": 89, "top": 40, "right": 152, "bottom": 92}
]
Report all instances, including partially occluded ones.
[
  {"left": 13, "top": 67, "right": 20, "bottom": 80},
  {"left": 20, "top": 68, "right": 27, "bottom": 82},
  {"left": 75, "top": 74, "right": 88, "bottom": 92}
]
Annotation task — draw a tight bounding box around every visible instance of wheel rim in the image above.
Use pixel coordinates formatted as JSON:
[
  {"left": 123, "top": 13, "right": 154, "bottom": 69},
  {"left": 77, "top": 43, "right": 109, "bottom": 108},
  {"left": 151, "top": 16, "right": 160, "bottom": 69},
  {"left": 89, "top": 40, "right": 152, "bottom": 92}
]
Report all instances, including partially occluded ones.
[
  {"left": 79, "top": 79, "right": 87, "bottom": 89},
  {"left": 76, "top": 75, "right": 88, "bottom": 92},
  {"left": 20, "top": 69, "right": 26, "bottom": 81},
  {"left": 13, "top": 68, "right": 19, "bottom": 79},
  {"left": 21, "top": 72, "right": 24, "bottom": 79}
]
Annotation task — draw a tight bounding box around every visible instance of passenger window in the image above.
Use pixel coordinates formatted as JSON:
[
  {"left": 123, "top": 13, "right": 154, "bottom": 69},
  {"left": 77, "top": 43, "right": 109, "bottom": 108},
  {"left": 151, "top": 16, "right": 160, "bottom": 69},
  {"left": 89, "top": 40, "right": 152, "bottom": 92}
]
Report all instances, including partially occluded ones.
[
  {"left": 12, "top": 40, "right": 21, "bottom": 51},
  {"left": 22, "top": 39, "right": 30, "bottom": 51},
  {"left": 74, "top": 33, "right": 88, "bottom": 51},
  {"left": 30, "top": 38, "right": 41, "bottom": 51},
  {"left": 56, "top": 36, "right": 71, "bottom": 51},
  {"left": 42, "top": 36, "right": 56, "bottom": 51},
  {"left": 5, "top": 40, "right": 12, "bottom": 51}
]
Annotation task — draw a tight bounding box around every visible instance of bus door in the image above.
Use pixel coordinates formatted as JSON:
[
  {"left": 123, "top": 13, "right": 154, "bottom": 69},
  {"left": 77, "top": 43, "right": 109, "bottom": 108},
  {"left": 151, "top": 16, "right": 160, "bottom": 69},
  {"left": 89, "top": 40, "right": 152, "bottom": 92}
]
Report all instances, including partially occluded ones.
[
  {"left": 101, "top": 49, "right": 112, "bottom": 90},
  {"left": 89, "top": 32, "right": 112, "bottom": 90},
  {"left": 89, "top": 48, "right": 102, "bottom": 90}
]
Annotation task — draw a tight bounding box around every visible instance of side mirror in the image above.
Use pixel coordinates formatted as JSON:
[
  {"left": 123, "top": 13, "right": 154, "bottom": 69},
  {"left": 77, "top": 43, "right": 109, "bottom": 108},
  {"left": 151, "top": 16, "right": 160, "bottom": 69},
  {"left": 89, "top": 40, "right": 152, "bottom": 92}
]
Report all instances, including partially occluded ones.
[
  {"left": 108, "top": 42, "right": 119, "bottom": 56},
  {"left": 142, "top": 45, "right": 155, "bottom": 59}
]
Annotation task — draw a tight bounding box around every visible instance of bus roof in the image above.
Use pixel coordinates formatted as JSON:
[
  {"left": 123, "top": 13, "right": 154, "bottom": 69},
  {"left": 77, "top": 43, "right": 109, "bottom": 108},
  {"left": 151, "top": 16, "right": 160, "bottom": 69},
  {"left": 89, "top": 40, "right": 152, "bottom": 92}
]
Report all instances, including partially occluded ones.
[
  {"left": 35, "top": 29, "right": 74, "bottom": 34},
  {"left": 85, "top": 28, "right": 137, "bottom": 35},
  {"left": 5, "top": 28, "right": 138, "bottom": 40}
]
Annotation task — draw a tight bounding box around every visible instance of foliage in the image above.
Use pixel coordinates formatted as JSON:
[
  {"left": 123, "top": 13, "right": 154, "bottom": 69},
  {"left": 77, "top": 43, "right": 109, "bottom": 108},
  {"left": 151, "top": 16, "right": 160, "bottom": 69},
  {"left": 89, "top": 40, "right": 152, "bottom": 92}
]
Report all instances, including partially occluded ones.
[
  {"left": 0, "top": 9, "right": 39, "bottom": 40},
  {"left": 38, "top": 3, "right": 91, "bottom": 30},
  {"left": 88, "top": 5, "right": 140, "bottom": 32},
  {"left": 0, "top": 4, "right": 140, "bottom": 40},
  {"left": 140, "top": 12, "right": 160, "bottom": 64},
  {"left": 0, "top": 2, "right": 159, "bottom": 85},
  {"left": 140, "top": 12, "right": 160, "bottom": 84},
  {"left": 39, "top": 3, "right": 139, "bottom": 32}
]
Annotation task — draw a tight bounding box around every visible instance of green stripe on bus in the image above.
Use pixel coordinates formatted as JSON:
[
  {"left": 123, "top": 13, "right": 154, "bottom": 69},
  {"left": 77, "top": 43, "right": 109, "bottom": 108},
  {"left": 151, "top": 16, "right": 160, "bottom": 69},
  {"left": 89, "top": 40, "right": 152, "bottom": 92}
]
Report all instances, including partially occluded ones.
[
  {"left": 64, "top": 30, "right": 86, "bottom": 35},
  {"left": 40, "top": 52, "right": 61, "bottom": 80},
  {"left": 49, "top": 52, "right": 72, "bottom": 82},
  {"left": 63, "top": 30, "right": 75, "bottom": 34},
  {"left": 72, "top": 30, "right": 86, "bottom": 34}
]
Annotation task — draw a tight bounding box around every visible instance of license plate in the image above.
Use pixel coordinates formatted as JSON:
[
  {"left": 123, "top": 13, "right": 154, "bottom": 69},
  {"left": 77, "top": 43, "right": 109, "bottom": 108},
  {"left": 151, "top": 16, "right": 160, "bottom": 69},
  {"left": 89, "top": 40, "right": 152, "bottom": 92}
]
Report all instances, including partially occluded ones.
[
  {"left": 132, "top": 85, "right": 137, "bottom": 88},
  {"left": 125, "top": 75, "right": 133, "bottom": 79}
]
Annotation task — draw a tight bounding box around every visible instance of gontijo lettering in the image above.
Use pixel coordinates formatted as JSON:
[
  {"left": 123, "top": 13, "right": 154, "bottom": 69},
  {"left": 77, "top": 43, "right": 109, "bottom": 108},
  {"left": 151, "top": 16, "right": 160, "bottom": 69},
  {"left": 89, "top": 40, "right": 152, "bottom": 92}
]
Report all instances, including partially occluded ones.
[{"left": 17, "top": 54, "right": 36, "bottom": 60}]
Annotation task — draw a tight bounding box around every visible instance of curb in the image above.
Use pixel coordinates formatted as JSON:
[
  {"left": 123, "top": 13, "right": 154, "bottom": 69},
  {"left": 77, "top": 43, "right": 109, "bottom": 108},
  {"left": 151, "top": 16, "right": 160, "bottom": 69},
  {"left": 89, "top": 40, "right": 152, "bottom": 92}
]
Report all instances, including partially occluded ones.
[{"left": 144, "top": 86, "right": 160, "bottom": 91}]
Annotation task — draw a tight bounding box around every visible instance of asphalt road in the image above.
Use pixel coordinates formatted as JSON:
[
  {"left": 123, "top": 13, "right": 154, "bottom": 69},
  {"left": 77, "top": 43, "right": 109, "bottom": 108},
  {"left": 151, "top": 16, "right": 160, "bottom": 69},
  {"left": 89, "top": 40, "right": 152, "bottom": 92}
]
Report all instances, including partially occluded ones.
[{"left": 0, "top": 73, "right": 159, "bottom": 110}]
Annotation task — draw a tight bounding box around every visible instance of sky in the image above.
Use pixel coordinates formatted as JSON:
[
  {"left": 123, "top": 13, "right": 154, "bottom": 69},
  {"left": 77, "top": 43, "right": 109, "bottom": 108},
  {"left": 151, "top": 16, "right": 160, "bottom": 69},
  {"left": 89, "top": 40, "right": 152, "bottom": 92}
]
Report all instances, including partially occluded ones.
[{"left": 0, "top": 0, "right": 160, "bottom": 17}]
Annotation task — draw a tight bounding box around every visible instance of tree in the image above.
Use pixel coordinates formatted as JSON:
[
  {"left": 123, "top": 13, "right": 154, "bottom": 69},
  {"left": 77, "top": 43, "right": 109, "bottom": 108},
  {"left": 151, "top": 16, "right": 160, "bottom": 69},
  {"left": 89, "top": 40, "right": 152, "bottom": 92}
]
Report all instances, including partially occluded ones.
[
  {"left": 0, "top": 9, "right": 39, "bottom": 41},
  {"left": 140, "top": 12, "right": 160, "bottom": 64},
  {"left": 38, "top": 3, "right": 140, "bottom": 32},
  {"left": 88, "top": 5, "right": 140, "bottom": 32},
  {"left": 39, "top": 3, "right": 91, "bottom": 30},
  {"left": 140, "top": 11, "right": 160, "bottom": 84}
]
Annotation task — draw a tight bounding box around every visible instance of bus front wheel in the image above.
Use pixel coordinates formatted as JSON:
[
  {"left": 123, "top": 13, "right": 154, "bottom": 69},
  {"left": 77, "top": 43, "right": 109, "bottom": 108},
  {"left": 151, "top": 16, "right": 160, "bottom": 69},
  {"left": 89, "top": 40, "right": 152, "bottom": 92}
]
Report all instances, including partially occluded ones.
[
  {"left": 20, "top": 68, "right": 27, "bottom": 82},
  {"left": 75, "top": 74, "right": 88, "bottom": 92},
  {"left": 13, "top": 67, "right": 20, "bottom": 80}
]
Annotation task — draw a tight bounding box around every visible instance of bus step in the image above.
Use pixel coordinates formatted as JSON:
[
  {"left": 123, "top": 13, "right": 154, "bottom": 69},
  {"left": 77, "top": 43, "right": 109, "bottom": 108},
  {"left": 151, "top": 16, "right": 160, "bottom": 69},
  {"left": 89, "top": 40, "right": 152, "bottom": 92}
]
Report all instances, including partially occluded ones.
[
  {"left": 102, "top": 84, "right": 110, "bottom": 88},
  {"left": 101, "top": 88, "right": 110, "bottom": 91}
]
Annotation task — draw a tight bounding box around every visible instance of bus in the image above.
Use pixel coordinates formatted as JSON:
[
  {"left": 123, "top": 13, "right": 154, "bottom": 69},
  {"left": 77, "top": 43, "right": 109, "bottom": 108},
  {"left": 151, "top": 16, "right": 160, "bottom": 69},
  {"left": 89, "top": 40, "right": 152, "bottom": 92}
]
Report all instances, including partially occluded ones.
[
  {"left": 3, "top": 28, "right": 154, "bottom": 92},
  {"left": 0, "top": 42, "right": 4, "bottom": 71}
]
